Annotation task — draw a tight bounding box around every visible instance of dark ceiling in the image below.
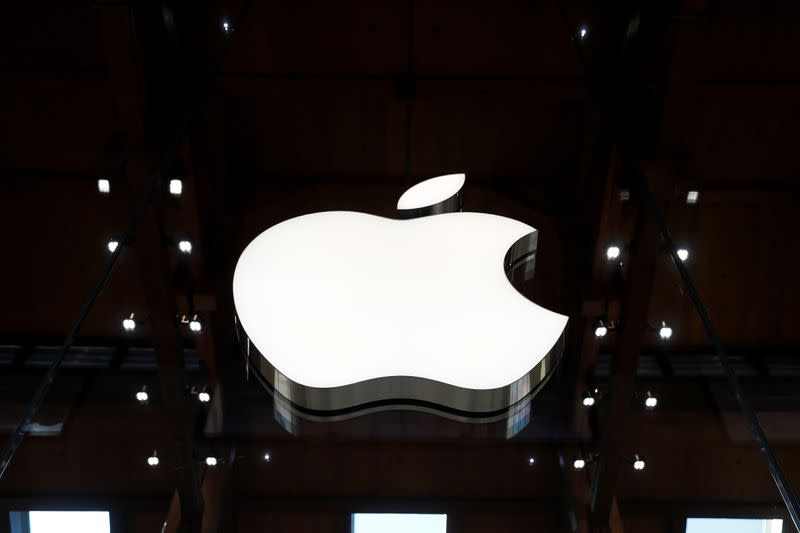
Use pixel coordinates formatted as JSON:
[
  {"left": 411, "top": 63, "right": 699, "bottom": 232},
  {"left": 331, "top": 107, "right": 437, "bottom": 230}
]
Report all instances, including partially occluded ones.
[{"left": 1, "top": 1, "right": 799, "bottom": 532}]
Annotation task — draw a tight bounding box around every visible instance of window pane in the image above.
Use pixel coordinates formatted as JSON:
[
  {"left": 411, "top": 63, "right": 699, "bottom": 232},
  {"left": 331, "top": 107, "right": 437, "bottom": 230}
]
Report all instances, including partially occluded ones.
[
  {"left": 29, "top": 511, "right": 110, "bottom": 533},
  {"left": 686, "top": 518, "right": 782, "bottom": 533},
  {"left": 352, "top": 513, "right": 447, "bottom": 533}
]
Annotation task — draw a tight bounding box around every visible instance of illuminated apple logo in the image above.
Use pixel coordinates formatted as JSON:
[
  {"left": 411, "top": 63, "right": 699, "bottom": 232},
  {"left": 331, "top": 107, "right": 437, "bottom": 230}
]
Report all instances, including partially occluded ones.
[{"left": 233, "top": 174, "right": 568, "bottom": 421}]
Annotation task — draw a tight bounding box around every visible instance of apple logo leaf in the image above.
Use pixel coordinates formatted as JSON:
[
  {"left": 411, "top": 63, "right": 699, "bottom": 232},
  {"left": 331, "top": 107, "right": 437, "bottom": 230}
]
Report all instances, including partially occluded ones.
[{"left": 233, "top": 174, "right": 568, "bottom": 421}]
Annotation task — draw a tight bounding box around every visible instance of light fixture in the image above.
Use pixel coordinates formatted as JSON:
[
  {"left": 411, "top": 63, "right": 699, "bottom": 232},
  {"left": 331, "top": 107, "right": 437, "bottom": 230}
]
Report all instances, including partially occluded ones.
[
  {"left": 205, "top": 456, "right": 218, "bottom": 467},
  {"left": 658, "top": 321, "right": 673, "bottom": 341},
  {"left": 644, "top": 391, "right": 657, "bottom": 409},
  {"left": 263, "top": 452, "right": 272, "bottom": 462},
  {"left": 122, "top": 313, "right": 136, "bottom": 332},
  {"left": 606, "top": 244, "right": 621, "bottom": 261},
  {"left": 582, "top": 392, "right": 596, "bottom": 407},
  {"left": 633, "top": 454, "right": 646, "bottom": 471},
  {"left": 221, "top": 17, "right": 232, "bottom": 34},
  {"left": 619, "top": 189, "right": 630, "bottom": 201},
  {"left": 198, "top": 390, "right": 211, "bottom": 403},
  {"left": 97, "top": 178, "right": 110, "bottom": 194},
  {"left": 676, "top": 248, "right": 689, "bottom": 262},
  {"left": 188, "top": 315, "right": 202, "bottom": 333},
  {"left": 107, "top": 240, "right": 119, "bottom": 253},
  {"left": 136, "top": 387, "right": 149, "bottom": 403},
  {"left": 579, "top": 25, "right": 588, "bottom": 39},
  {"left": 178, "top": 239, "right": 193, "bottom": 254},
  {"left": 527, "top": 457, "right": 535, "bottom": 466},
  {"left": 169, "top": 179, "right": 183, "bottom": 196},
  {"left": 147, "top": 451, "right": 159, "bottom": 467},
  {"left": 573, "top": 458, "right": 586, "bottom": 470},
  {"left": 686, "top": 190, "right": 699, "bottom": 205},
  {"left": 594, "top": 321, "right": 608, "bottom": 339}
]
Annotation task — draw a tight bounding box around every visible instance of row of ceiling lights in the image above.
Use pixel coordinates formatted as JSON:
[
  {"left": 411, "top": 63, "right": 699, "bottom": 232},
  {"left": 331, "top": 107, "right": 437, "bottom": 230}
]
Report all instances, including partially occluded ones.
[
  {"left": 526, "top": 453, "right": 646, "bottom": 471},
  {"left": 145, "top": 450, "right": 272, "bottom": 468}
]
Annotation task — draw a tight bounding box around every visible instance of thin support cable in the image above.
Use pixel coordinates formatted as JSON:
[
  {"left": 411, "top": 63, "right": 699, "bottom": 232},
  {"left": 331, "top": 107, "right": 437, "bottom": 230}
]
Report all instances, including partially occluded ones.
[{"left": 0, "top": 173, "right": 160, "bottom": 479}]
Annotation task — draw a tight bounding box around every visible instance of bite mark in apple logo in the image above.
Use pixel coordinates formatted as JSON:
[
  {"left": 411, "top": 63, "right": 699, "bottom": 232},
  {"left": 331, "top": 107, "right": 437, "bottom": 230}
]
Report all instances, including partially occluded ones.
[{"left": 233, "top": 174, "right": 568, "bottom": 420}]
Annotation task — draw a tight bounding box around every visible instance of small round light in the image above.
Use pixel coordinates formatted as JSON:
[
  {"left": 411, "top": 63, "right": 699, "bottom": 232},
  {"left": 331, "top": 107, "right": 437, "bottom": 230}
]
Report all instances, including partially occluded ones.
[
  {"left": 263, "top": 452, "right": 272, "bottom": 462},
  {"left": 205, "top": 456, "right": 217, "bottom": 467},
  {"left": 686, "top": 190, "right": 699, "bottom": 204},
  {"left": 528, "top": 457, "right": 535, "bottom": 466},
  {"left": 189, "top": 319, "right": 202, "bottom": 333},
  {"left": 633, "top": 459, "right": 646, "bottom": 471},
  {"left": 573, "top": 458, "right": 586, "bottom": 470},
  {"left": 606, "top": 245, "right": 621, "bottom": 261},
  {"left": 579, "top": 26, "right": 588, "bottom": 39},
  {"left": 136, "top": 390, "right": 149, "bottom": 403},
  {"left": 677, "top": 248, "right": 689, "bottom": 262},
  {"left": 107, "top": 240, "right": 119, "bottom": 253},
  {"left": 147, "top": 454, "right": 159, "bottom": 467},
  {"left": 198, "top": 391, "right": 211, "bottom": 403},
  {"left": 122, "top": 316, "right": 136, "bottom": 332},
  {"left": 645, "top": 395, "right": 658, "bottom": 409},
  {"left": 169, "top": 179, "right": 183, "bottom": 196},
  {"left": 221, "top": 18, "right": 232, "bottom": 33},
  {"left": 582, "top": 395, "right": 595, "bottom": 407},
  {"left": 97, "top": 178, "right": 110, "bottom": 194},
  {"left": 658, "top": 324, "right": 673, "bottom": 340},
  {"left": 178, "top": 240, "right": 193, "bottom": 254},
  {"left": 594, "top": 325, "right": 607, "bottom": 338}
]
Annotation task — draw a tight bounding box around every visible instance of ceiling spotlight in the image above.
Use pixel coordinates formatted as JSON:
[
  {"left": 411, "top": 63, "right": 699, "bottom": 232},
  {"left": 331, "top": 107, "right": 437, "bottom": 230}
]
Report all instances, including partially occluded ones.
[
  {"left": 122, "top": 313, "right": 136, "bottom": 332},
  {"left": 658, "top": 321, "right": 673, "bottom": 340},
  {"left": 178, "top": 240, "right": 193, "bottom": 254},
  {"left": 573, "top": 458, "right": 586, "bottom": 470},
  {"left": 644, "top": 392, "right": 657, "bottom": 409},
  {"left": 594, "top": 322, "right": 608, "bottom": 338},
  {"left": 198, "top": 391, "right": 211, "bottom": 403},
  {"left": 188, "top": 316, "right": 202, "bottom": 333},
  {"left": 528, "top": 457, "right": 535, "bottom": 466},
  {"left": 221, "top": 17, "right": 232, "bottom": 34},
  {"left": 633, "top": 455, "right": 646, "bottom": 471},
  {"left": 579, "top": 25, "right": 588, "bottom": 39},
  {"left": 263, "top": 452, "right": 272, "bottom": 463},
  {"left": 107, "top": 240, "right": 119, "bottom": 253},
  {"left": 205, "top": 456, "right": 218, "bottom": 467},
  {"left": 147, "top": 452, "right": 159, "bottom": 467},
  {"left": 676, "top": 248, "right": 689, "bottom": 262},
  {"left": 97, "top": 178, "right": 110, "bottom": 194},
  {"left": 686, "top": 190, "right": 699, "bottom": 205},
  {"left": 606, "top": 245, "right": 621, "bottom": 261},
  {"left": 169, "top": 179, "right": 183, "bottom": 196},
  {"left": 136, "top": 387, "right": 149, "bottom": 403},
  {"left": 582, "top": 392, "right": 596, "bottom": 407}
]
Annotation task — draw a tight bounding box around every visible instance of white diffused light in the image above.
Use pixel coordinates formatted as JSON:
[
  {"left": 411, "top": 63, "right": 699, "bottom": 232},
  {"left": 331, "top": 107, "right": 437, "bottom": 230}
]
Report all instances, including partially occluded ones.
[
  {"left": 633, "top": 458, "right": 646, "bottom": 471},
  {"left": 107, "top": 240, "right": 119, "bottom": 253},
  {"left": 528, "top": 457, "right": 535, "bottom": 466},
  {"left": 606, "top": 245, "right": 621, "bottom": 260},
  {"left": 147, "top": 454, "right": 159, "bottom": 467},
  {"left": 677, "top": 248, "right": 689, "bottom": 262},
  {"left": 136, "top": 390, "right": 148, "bottom": 403},
  {"left": 658, "top": 323, "right": 673, "bottom": 340},
  {"left": 594, "top": 325, "right": 607, "bottom": 338},
  {"left": 169, "top": 179, "right": 183, "bottom": 196},
  {"left": 263, "top": 452, "right": 271, "bottom": 462},
  {"left": 573, "top": 458, "right": 586, "bottom": 470},
  {"left": 645, "top": 394, "right": 657, "bottom": 409},
  {"left": 97, "top": 178, "right": 110, "bottom": 194},
  {"left": 178, "top": 240, "right": 192, "bottom": 254},
  {"left": 198, "top": 391, "right": 211, "bottom": 403},
  {"left": 221, "top": 18, "right": 232, "bottom": 33},
  {"left": 579, "top": 26, "right": 588, "bottom": 39},
  {"left": 205, "top": 456, "right": 217, "bottom": 466},
  {"left": 686, "top": 190, "right": 699, "bottom": 204},
  {"left": 189, "top": 318, "right": 202, "bottom": 333},
  {"left": 122, "top": 315, "right": 136, "bottom": 332},
  {"left": 397, "top": 174, "right": 465, "bottom": 211},
  {"left": 582, "top": 395, "right": 595, "bottom": 407}
]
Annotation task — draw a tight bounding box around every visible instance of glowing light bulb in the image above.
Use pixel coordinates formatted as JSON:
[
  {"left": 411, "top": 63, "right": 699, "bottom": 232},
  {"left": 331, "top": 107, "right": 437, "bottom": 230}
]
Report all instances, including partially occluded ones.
[
  {"left": 594, "top": 325, "right": 607, "bottom": 338},
  {"left": 573, "top": 458, "right": 586, "bottom": 470},
  {"left": 198, "top": 391, "right": 211, "bottom": 403},
  {"left": 686, "top": 190, "right": 699, "bottom": 204},
  {"left": 606, "top": 245, "right": 621, "bottom": 260},
  {"left": 107, "top": 240, "right": 119, "bottom": 253},
  {"left": 645, "top": 395, "right": 657, "bottom": 409},
  {"left": 582, "top": 395, "right": 595, "bottom": 407},
  {"left": 147, "top": 454, "right": 159, "bottom": 467},
  {"left": 136, "top": 390, "right": 149, "bottom": 403},
  {"left": 123, "top": 316, "right": 136, "bottom": 332},
  {"left": 658, "top": 324, "right": 673, "bottom": 340},
  {"left": 97, "top": 179, "right": 110, "bottom": 194},
  {"left": 178, "top": 240, "right": 192, "bottom": 254},
  {"left": 579, "top": 26, "right": 588, "bottom": 39},
  {"left": 189, "top": 319, "right": 202, "bottom": 333},
  {"left": 264, "top": 452, "right": 272, "bottom": 462},
  {"left": 221, "top": 18, "right": 232, "bottom": 33},
  {"left": 169, "top": 179, "right": 183, "bottom": 196},
  {"left": 528, "top": 457, "right": 535, "bottom": 466},
  {"left": 205, "top": 456, "right": 217, "bottom": 466},
  {"left": 677, "top": 248, "right": 689, "bottom": 262},
  {"left": 633, "top": 459, "right": 646, "bottom": 471}
]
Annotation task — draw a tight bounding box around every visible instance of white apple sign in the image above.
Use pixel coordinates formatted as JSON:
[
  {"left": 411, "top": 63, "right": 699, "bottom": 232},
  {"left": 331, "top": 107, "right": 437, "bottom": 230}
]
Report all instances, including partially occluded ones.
[{"left": 233, "top": 174, "right": 568, "bottom": 419}]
